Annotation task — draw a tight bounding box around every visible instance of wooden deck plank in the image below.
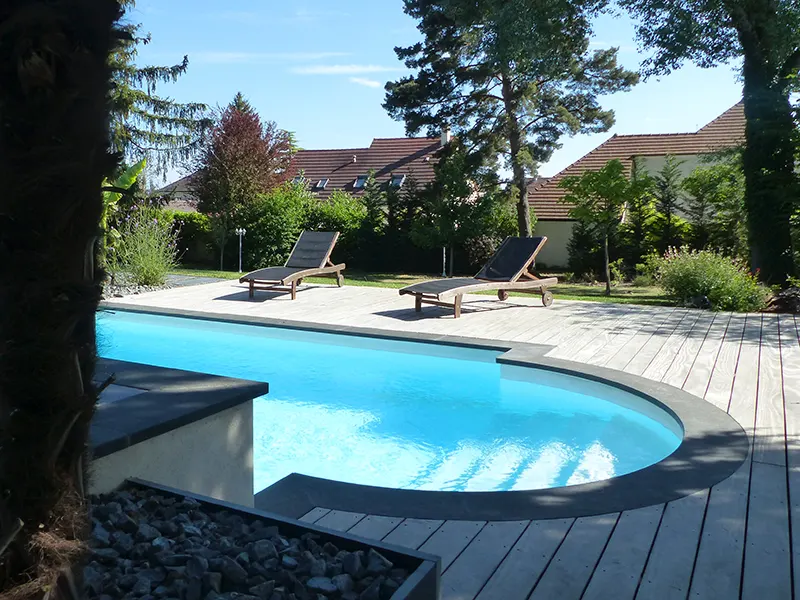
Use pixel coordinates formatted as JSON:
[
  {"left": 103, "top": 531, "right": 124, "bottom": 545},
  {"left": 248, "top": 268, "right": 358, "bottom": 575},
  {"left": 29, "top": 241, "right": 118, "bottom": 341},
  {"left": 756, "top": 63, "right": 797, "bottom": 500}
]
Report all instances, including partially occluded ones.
[
  {"left": 440, "top": 521, "right": 528, "bottom": 600},
  {"left": 631, "top": 310, "right": 701, "bottom": 378},
  {"left": 346, "top": 515, "right": 403, "bottom": 540},
  {"left": 298, "top": 507, "right": 330, "bottom": 523},
  {"left": 681, "top": 312, "right": 732, "bottom": 399},
  {"left": 688, "top": 456, "right": 751, "bottom": 599},
  {"left": 527, "top": 514, "right": 617, "bottom": 600},
  {"left": 313, "top": 510, "right": 366, "bottom": 532},
  {"left": 381, "top": 518, "right": 443, "bottom": 550},
  {"left": 780, "top": 315, "right": 800, "bottom": 600},
  {"left": 569, "top": 307, "right": 656, "bottom": 365},
  {"left": 581, "top": 505, "right": 663, "bottom": 600},
  {"left": 741, "top": 461, "right": 792, "bottom": 600},
  {"left": 588, "top": 308, "right": 678, "bottom": 367},
  {"left": 604, "top": 309, "right": 688, "bottom": 372},
  {"left": 660, "top": 311, "right": 717, "bottom": 389},
  {"left": 418, "top": 520, "right": 486, "bottom": 571},
  {"left": 635, "top": 490, "right": 708, "bottom": 600},
  {"left": 752, "top": 315, "right": 786, "bottom": 467},
  {"left": 475, "top": 519, "right": 573, "bottom": 600}
]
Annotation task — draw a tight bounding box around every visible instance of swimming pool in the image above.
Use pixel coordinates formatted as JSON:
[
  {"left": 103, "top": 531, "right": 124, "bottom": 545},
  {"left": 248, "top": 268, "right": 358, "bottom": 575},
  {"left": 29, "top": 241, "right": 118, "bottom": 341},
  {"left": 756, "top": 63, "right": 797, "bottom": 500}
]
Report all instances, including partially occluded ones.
[{"left": 97, "top": 310, "right": 682, "bottom": 494}]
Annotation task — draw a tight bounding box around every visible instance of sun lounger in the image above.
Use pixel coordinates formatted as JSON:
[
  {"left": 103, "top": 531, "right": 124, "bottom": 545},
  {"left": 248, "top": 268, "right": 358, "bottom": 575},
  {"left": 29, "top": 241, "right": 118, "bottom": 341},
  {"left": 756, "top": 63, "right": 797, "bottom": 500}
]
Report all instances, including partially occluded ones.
[
  {"left": 239, "top": 231, "right": 345, "bottom": 299},
  {"left": 399, "top": 236, "right": 557, "bottom": 318}
]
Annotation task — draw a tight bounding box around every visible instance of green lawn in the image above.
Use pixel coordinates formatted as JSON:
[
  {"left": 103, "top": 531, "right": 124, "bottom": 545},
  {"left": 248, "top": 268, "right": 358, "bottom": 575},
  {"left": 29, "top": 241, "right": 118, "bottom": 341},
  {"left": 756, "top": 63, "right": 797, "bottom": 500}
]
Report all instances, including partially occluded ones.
[{"left": 171, "top": 266, "right": 671, "bottom": 306}]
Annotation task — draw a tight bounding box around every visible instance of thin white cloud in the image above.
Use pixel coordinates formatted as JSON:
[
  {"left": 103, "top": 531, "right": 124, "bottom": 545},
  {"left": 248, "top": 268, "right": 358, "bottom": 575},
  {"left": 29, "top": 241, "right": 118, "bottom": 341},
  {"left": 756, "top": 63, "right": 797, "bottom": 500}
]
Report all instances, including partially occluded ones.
[
  {"left": 293, "top": 64, "right": 401, "bottom": 75},
  {"left": 193, "top": 51, "right": 350, "bottom": 64},
  {"left": 350, "top": 77, "right": 383, "bottom": 88}
]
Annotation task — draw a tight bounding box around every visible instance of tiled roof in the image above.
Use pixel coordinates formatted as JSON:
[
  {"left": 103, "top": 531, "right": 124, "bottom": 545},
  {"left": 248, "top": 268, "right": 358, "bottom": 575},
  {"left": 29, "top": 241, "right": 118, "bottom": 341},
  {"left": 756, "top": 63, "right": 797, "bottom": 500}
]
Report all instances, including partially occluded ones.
[
  {"left": 155, "top": 174, "right": 199, "bottom": 212},
  {"left": 288, "top": 137, "right": 441, "bottom": 200},
  {"left": 529, "top": 101, "right": 746, "bottom": 220}
]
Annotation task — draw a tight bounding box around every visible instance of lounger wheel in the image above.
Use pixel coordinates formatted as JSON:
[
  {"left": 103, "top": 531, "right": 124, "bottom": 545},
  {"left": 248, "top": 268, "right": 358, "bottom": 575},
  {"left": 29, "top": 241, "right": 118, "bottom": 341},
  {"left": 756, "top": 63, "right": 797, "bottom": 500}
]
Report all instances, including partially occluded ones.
[
  {"left": 541, "top": 290, "right": 554, "bottom": 307},
  {"left": 297, "top": 278, "right": 304, "bottom": 285},
  {"left": 336, "top": 273, "right": 344, "bottom": 287},
  {"left": 497, "top": 290, "right": 509, "bottom": 301}
]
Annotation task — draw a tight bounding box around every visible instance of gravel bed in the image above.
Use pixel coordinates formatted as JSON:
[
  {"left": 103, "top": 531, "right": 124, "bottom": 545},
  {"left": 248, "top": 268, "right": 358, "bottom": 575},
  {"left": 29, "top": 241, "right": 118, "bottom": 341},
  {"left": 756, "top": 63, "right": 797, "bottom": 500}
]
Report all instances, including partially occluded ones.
[{"left": 86, "top": 488, "right": 409, "bottom": 600}]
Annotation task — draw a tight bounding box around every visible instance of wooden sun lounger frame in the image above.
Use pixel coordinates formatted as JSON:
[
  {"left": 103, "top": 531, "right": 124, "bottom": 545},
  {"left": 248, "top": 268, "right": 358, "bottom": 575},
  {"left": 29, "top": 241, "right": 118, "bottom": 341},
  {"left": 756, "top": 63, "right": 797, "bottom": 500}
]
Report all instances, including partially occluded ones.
[
  {"left": 399, "top": 237, "right": 557, "bottom": 318},
  {"left": 239, "top": 232, "right": 345, "bottom": 300}
]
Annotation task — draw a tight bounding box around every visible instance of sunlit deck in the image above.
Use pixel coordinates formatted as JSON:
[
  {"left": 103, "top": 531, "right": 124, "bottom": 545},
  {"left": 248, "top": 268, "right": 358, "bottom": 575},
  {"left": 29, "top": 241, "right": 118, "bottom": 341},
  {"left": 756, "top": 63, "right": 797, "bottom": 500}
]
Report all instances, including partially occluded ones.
[{"left": 107, "top": 279, "right": 798, "bottom": 599}]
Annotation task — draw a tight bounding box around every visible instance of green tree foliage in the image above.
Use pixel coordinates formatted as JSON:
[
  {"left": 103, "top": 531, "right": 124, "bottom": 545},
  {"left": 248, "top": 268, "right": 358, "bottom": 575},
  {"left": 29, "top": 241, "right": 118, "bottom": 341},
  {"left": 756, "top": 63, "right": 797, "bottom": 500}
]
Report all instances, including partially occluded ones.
[
  {"left": 652, "top": 155, "right": 688, "bottom": 252},
  {"left": 194, "top": 94, "right": 295, "bottom": 268},
  {"left": 683, "top": 156, "right": 749, "bottom": 260},
  {"left": 236, "top": 182, "right": 313, "bottom": 269},
  {"left": 384, "top": 0, "right": 639, "bottom": 237},
  {"left": 618, "top": 164, "right": 657, "bottom": 273},
  {"left": 306, "top": 190, "right": 368, "bottom": 263},
  {"left": 560, "top": 159, "right": 649, "bottom": 294},
  {"left": 410, "top": 144, "right": 512, "bottom": 275},
  {"left": 620, "top": 0, "right": 800, "bottom": 283},
  {"left": 101, "top": 157, "right": 146, "bottom": 259},
  {"left": 112, "top": 1, "right": 212, "bottom": 172},
  {"left": 0, "top": 0, "right": 121, "bottom": 593},
  {"left": 360, "top": 171, "right": 388, "bottom": 236}
]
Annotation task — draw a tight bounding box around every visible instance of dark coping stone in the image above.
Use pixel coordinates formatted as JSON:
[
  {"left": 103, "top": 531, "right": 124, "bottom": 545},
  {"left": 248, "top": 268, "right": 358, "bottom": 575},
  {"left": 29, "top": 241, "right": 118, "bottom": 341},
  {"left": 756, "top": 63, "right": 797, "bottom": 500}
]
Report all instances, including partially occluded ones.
[{"left": 90, "top": 357, "right": 268, "bottom": 459}]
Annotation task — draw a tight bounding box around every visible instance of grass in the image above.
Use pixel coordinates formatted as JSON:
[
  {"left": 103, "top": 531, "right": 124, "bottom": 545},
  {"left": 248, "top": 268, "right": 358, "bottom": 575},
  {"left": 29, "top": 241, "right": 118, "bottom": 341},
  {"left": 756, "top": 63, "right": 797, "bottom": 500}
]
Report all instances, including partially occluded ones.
[{"left": 171, "top": 266, "right": 672, "bottom": 306}]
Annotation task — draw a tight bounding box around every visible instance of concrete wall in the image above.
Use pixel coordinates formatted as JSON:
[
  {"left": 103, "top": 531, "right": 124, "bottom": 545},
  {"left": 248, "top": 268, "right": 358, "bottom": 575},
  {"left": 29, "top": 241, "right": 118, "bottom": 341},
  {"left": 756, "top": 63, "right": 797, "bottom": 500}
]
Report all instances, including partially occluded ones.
[
  {"left": 533, "top": 220, "right": 575, "bottom": 270},
  {"left": 90, "top": 401, "right": 254, "bottom": 507}
]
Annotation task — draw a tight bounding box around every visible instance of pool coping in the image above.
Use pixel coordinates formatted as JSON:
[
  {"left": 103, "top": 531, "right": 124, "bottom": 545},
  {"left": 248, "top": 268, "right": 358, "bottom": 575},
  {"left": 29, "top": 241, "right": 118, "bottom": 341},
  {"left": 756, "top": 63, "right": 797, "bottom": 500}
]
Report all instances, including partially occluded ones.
[
  {"left": 91, "top": 358, "right": 268, "bottom": 459},
  {"left": 100, "top": 301, "right": 749, "bottom": 521}
]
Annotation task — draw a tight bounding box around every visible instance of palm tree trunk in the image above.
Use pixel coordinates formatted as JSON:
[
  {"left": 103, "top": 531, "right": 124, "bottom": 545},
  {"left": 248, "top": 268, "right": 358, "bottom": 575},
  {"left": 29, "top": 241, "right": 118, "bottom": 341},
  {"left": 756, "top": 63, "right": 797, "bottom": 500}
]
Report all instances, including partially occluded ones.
[{"left": 0, "top": 1, "right": 121, "bottom": 596}]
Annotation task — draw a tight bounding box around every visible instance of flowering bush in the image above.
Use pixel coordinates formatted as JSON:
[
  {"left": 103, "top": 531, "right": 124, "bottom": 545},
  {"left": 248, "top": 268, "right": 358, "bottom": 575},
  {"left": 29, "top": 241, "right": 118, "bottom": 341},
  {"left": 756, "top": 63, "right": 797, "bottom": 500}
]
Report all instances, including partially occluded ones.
[
  {"left": 108, "top": 204, "right": 180, "bottom": 286},
  {"left": 656, "top": 247, "right": 769, "bottom": 312}
]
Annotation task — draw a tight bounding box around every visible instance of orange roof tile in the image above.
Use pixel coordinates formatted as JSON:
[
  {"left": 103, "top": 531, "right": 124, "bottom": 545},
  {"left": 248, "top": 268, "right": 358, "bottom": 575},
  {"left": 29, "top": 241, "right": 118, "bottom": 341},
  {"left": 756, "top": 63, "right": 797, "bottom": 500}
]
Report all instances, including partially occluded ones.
[{"left": 529, "top": 101, "right": 746, "bottom": 220}]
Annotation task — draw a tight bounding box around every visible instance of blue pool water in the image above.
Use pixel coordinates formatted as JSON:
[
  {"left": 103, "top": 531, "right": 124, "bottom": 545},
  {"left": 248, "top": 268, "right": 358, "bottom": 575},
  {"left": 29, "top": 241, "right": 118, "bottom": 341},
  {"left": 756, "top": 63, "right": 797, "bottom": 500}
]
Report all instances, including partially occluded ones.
[{"left": 97, "top": 311, "right": 682, "bottom": 493}]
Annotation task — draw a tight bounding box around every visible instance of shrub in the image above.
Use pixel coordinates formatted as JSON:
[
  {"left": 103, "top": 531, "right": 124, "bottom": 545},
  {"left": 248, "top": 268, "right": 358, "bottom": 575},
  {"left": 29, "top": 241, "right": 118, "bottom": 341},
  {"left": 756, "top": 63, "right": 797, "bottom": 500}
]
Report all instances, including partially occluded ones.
[
  {"left": 304, "top": 190, "right": 366, "bottom": 263},
  {"left": 162, "top": 210, "right": 214, "bottom": 265},
  {"left": 656, "top": 247, "right": 769, "bottom": 312},
  {"left": 109, "top": 204, "right": 179, "bottom": 286},
  {"left": 237, "top": 184, "right": 312, "bottom": 269}
]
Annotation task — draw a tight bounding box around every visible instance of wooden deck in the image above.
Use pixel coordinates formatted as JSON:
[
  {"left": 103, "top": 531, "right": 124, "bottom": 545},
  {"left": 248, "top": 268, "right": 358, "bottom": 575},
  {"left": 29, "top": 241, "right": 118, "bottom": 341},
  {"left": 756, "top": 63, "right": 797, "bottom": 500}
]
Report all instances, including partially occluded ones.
[{"left": 112, "top": 281, "right": 798, "bottom": 599}]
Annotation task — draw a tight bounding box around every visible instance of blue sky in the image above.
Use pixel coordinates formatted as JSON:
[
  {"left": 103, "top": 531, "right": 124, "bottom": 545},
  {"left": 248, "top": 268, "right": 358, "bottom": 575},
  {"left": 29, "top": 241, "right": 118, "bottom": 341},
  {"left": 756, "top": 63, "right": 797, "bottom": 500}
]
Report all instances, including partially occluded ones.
[{"left": 132, "top": 0, "right": 743, "bottom": 183}]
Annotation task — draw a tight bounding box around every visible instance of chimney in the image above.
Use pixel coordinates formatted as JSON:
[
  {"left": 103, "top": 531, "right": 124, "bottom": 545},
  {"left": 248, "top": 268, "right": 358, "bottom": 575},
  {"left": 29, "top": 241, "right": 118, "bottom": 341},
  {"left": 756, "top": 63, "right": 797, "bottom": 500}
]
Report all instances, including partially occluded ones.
[{"left": 440, "top": 126, "right": 452, "bottom": 147}]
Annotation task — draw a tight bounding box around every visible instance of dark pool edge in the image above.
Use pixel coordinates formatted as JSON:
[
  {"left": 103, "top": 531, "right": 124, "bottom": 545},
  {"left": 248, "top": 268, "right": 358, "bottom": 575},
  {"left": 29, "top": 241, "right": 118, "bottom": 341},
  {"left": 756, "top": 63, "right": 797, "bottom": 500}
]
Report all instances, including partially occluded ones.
[
  {"left": 100, "top": 302, "right": 749, "bottom": 521},
  {"left": 92, "top": 359, "right": 268, "bottom": 459}
]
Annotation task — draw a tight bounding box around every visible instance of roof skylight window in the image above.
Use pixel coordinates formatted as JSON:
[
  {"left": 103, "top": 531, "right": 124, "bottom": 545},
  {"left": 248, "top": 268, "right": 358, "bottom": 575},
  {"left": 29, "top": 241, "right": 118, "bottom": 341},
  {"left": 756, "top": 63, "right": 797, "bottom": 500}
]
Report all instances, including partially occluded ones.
[
  {"left": 315, "top": 178, "right": 329, "bottom": 189},
  {"left": 390, "top": 174, "right": 406, "bottom": 188},
  {"left": 354, "top": 175, "right": 368, "bottom": 189}
]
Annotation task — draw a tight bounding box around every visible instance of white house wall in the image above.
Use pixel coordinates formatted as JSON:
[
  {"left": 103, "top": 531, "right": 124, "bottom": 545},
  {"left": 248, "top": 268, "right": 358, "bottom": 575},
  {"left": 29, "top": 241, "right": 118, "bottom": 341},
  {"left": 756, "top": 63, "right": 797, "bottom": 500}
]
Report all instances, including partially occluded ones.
[{"left": 533, "top": 220, "right": 575, "bottom": 269}]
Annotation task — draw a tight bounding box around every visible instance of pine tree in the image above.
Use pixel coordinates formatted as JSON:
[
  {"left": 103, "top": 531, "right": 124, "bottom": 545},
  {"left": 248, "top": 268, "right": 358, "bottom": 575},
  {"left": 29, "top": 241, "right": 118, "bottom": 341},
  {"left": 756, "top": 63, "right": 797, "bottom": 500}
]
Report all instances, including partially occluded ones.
[
  {"left": 385, "top": 0, "right": 639, "bottom": 237},
  {"left": 652, "top": 156, "right": 687, "bottom": 252},
  {"left": 111, "top": 0, "right": 213, "bottom": 173},
  {"left": 0, "top": 0, "right": 121, "bottom": 595}
]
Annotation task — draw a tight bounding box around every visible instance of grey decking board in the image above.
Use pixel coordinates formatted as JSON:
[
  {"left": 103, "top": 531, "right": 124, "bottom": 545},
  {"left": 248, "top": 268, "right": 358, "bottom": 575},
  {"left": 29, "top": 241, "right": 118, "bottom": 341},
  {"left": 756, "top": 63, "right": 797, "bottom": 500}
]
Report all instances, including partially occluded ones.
[
  {"left": 382, "top": 518, "right": 444, "bottom": 550},
  {"left": 660, "top": 311, "right": 718, "bottom": 389},
  {"left": 635, "top": 490, "right": 708, "bottom": 600},
  {"left": 419, "top": 520, "right": 486, "bottom": 572},
  {"left": 527, "top": 514, "right": 617, "bottom": 600},
  {"left": 313, "top": 509, "right": 366, "bottom": 532},
  {"left": 440, "top": 521, "right": 528, "bottom": 600},
  {"left": 741, "top": 461, "right": 793, "bottom": 600},
  {"left": 688, "top": 456, "right": 750, "bottom": 599},
  {"left": 475, "top": 519, "right": 573, "bottom": 600},
  {"left": 753, "top": 315, "right": 786, "bottom": 467},
  {"left": 681, "top": 312, "right": 733, "bottom": 400},
  {"left": 581, "top": 505, "right": 664, "bottom": 600},
  {"left": 346, "top": 515, "right": 404, "bottom": 540},
  {"left": 780, "top": 315, "right": 800, "bottom": 600},
  {"left": 299, "top": 507, "right": 330, "bottom": 523},
  {"left": 604, "top": 309, "right": 687, "bottom": 371}
]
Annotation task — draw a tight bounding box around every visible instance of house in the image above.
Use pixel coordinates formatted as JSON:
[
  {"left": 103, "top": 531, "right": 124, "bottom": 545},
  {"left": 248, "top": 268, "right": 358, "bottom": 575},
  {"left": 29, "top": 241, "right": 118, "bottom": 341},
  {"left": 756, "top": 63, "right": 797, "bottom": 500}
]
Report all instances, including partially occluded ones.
[
  {"left": 286, "top": 134, "right": 445, "bottom": 199},
  {"left": 528, "top": 101, "right": 746, "bottom": 268},
  {"left": 155, "top": 133, "right": 446, "bottom": 211}
]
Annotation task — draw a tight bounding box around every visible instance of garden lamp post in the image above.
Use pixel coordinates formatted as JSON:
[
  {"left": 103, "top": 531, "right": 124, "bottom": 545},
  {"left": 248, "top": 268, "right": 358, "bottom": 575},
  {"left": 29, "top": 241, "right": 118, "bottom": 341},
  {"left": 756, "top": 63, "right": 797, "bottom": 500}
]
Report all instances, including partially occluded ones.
[{"left": 235, "top": 227, "right": 246, "bottom": 273}]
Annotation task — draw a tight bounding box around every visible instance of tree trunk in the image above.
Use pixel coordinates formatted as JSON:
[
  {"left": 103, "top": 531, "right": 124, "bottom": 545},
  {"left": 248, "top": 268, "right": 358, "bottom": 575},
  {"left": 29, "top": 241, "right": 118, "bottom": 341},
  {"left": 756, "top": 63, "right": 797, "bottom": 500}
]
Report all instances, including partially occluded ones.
[
  {"left": 501, "top": 73, "right": 532, "bottom": 237},
  {"left": 0, "top": 0, "right": 121, "bottom": 596},
  {"left": 739, "top": 42, "right": 797, "bottom": 283},
  {"left": 603, "top": 234, "right": 611, "bottom": 296}
]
